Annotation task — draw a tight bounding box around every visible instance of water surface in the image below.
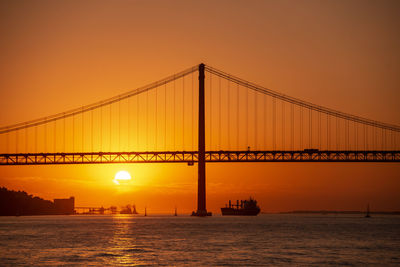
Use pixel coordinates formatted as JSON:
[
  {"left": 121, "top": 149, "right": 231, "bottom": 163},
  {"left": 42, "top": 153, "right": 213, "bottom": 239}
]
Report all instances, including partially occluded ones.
[{"left": 0, "top": 214, "right": 399, "bottom": 266}]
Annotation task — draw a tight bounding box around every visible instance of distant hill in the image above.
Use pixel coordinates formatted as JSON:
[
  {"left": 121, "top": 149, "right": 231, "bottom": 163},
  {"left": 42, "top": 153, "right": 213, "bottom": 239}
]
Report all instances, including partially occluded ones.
[
  {"left": 278, "top": 210, "right": 400, "bottom": 215},
  {"left": 0, "top": 187, "right": 73, "bottom": 216}
]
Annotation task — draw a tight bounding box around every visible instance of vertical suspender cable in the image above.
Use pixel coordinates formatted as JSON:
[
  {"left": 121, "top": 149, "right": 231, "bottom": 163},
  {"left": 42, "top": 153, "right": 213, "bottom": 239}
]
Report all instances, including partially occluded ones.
[
  {"left": 386, "top": 128, "right": 392, "bottom": 150},
  {"left": 182, "top": 76, "right": 185, "bottom": 151},
  {"left": 350, "top": 121, "right": 352, "bottom": 151},
  {"left": 351, "top": 121, "right": 354, "bottom": 150},
  {"left": 109, "top": 104, "right": 111, "bottom": 152},
  {"left": 327, "top": 114, "right": 329, "bottom": 150},
  {"left": 137, "top": 94, "right": 139, "bottom": 150},
  {"left": 255, "top": 90, "right": 258, "bottom": 150},
  {"left": 390, "top": 131, "right": 396, "bottom": 150},
  {"left": 273, "top": 97, "right": 276, "bottom": 150},
  {"left": 146, "top": 88, "right": 149, "bottom": 151},
  {"left": 309, "top": 109, "right": 312, "bottom": 148},
  {"left": 382, "top": 128, "right": 385, "bottom": 150},
  {"left": 391, "top": 130, "right": 394, "bottom": 150},
  {"left": 384, "top": 129, "right": 386, "bottom": 150},
  {"left": 352, "top": 121, "right": 355, "bottom": 151},
  {"left": 25, "top": 123, "right": 28, "bottom": 152},
  {"left": 6, "top": 129, "right": 9, "bottom": 153},
  {"left": 236, "top": 83, "right": 239, "bottom": 150},
  {"left": 82, "top": 107, "right": 84, "bottom": 152},
  {"left": 281, "top": 100, "right": 284, "bottom": 150},
  {"left": 363, "top": 124, "right": 366, "bottom": 151},
  {"left": 91, "top": 108, "right": 93, "bottom": 152},
  {"left": 344, "top": 119, "right": 347, "bottom": 150},
  {"left": 119, "top": 97, "right": 121, "bottom": 151},
  {"left": 63, "top": 114, "right": 66, "bottom": 152},
  {"left": 349, "top": 121, "right": 352, "bottom": 150},
  {"left": 318, "top": 111, "right": 321, "bottom": 149},
  {"left": 209, "top": 74, "right": 212, "bottom": 149},
  {"left": 35, "top": 126, "right": 37, "bottom": 153},
  {"left": 100, "top": 107, "right": 102, "bottom": 152},
  {"left": 192, "top": 72, "right": 194, "bottom": 151},
  {"left": 387, "top": 129, "right": 389, "bottom": 150},
  {"left": 128, "top": 96, "right": 130, "bottom": 151},
  {"left": 173, "top": 77, "right": 176, "bottom": 150},
  {"left": 300, "top": 106, "right": 303, "bottom": 149},
  {"left": 218, "top": 77, "right": 221, "bottom": 150},
  {"left": 155, "top": 84, "right": 158, "bottom": 151},
  {"left": 44, "top": 118, "right": 47, "bottom": 153},
  {"left": 246, "top": 83, "right": 249, "bottom": 149},
  {"left": 227, "top": 79, "right": 230, "bottom": 150},
  {"left": 348, "top": 120, "right": 350, "bottom": 150},
  {"left": 347, "top": 120, "right": 352, "bottom": 150},
  {"left": 16, "top": 129, "right": 18, "bottom": 153},
  {"left": 264, "top": 94, "right": 267, "bottom": 149},
  {"left": 54, "top": 120, "right": 56, "bottom": 153},
  {"left": 164, "top": 82, "right": 167, "bottom": 151},
  {"left": 336, "top": 116, "right": 339, "bottom": 150},
  {"left": 291, "top": 103, "right": 294, "bottom": 150},
  {"left": 72, "top": 115, "right": 75, "bottom": 152},
  {"left": 346, "top": 120, "right": 349, "bottom": 150},
  {"left": 338, "top": 117, "right": 341, "bottom": 150},
  {"left": 355, "top": 122, "right": 358, "bottom": 150}
]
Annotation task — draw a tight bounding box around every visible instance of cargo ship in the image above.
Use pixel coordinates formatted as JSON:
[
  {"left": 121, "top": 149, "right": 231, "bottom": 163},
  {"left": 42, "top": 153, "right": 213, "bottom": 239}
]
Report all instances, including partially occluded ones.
[{"left": 221, "top": 197, "right": 260, "bottom": 216}]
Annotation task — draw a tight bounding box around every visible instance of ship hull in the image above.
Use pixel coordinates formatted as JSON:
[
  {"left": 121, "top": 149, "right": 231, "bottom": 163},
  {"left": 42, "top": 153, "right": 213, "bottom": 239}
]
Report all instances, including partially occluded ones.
[{"left": 221, "top": 207, "right": 260, "bottom": 216}]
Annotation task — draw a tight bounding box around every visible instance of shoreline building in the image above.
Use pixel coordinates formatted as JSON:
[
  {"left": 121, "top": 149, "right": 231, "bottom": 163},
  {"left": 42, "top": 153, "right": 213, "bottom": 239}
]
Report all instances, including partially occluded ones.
[{"left": 54, "top": 197, "right": 75, "bottom": 215}]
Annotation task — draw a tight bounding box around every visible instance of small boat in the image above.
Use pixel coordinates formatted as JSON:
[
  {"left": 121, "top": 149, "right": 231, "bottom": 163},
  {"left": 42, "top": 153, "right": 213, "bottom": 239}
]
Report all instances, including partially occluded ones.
[
  {"left": 221, "top": 197, "right": 260, "bottom": 216},
  {"left": 365, "top": 203, "right": 371, "bottom": 218},
  {"left": 191, "top": 210, "right": 212, "bottom": 216},
  {"left": 174, "top": 206, "right": 177, "bottom": 216}
]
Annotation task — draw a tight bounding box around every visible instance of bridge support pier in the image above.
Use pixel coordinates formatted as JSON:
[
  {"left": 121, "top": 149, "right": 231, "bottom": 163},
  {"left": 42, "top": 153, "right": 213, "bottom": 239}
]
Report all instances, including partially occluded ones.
[{"left": 192, "top": 63, "right": 211, "bottom": 217}]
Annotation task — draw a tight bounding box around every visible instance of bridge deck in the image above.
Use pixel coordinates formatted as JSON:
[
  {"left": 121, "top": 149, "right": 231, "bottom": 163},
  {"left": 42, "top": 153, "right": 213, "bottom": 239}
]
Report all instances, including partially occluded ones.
[{"left": 1, "top": 151, "right": 399, "bottom": 165}]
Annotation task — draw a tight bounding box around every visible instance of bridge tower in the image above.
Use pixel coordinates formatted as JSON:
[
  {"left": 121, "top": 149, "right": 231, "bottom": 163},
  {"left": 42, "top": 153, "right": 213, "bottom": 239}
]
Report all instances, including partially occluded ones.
[{"left": 192, "top": 63, "right": 210, "bottom": 216}]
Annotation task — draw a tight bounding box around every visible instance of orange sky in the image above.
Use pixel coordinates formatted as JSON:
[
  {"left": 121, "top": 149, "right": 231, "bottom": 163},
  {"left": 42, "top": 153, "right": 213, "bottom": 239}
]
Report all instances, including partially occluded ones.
[{"left": 1, "top": 0, "right": 400, "bottom": 213}]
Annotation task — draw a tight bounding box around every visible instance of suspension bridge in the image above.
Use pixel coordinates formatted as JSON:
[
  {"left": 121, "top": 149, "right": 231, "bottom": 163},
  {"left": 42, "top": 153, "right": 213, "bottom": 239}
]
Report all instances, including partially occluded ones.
[{"left": 1, "top": 63, "right": 399, "bottom": 215}]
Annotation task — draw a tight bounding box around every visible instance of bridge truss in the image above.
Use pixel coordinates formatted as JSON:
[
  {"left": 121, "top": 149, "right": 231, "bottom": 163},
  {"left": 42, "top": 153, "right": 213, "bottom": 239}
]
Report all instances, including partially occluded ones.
[{"left": 1, "top": 150, "right": 399, "bottom": 165}]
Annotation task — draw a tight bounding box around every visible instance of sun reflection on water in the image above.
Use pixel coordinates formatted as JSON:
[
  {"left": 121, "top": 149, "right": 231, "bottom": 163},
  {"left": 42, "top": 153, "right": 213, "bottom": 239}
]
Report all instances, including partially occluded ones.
[{"left": 106, "top": 215, "right": 145, "bottom": 266}]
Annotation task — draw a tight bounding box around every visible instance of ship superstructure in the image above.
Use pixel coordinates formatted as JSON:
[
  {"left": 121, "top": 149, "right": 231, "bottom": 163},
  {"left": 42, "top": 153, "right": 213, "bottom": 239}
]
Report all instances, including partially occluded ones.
[{"left": 221, "top": 197, "right": 260, "bottom": 216}]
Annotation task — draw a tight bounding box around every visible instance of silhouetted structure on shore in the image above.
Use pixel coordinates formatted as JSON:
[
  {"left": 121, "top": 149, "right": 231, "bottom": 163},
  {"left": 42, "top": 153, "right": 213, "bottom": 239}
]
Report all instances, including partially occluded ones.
[
  {"left": 54, "top": 197, "right": 75, "bottom": 215},
  {"left": 0, "top": 187, "right": 74, "bottom": 216},
  {"left": 120, "top": 204, "right": 139, "bottom": 214}
]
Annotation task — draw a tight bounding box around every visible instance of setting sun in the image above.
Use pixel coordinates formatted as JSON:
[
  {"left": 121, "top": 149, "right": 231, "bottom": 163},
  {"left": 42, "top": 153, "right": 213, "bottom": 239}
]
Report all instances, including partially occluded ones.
[{"left": 113, "top": 170, "right": 132, "bottom": 185}]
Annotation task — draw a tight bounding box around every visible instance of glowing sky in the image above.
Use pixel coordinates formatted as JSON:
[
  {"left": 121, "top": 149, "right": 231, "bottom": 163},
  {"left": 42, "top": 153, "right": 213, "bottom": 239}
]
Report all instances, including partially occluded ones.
[{"left": 1, "top": 0, "right": 399, "bottom": 213}]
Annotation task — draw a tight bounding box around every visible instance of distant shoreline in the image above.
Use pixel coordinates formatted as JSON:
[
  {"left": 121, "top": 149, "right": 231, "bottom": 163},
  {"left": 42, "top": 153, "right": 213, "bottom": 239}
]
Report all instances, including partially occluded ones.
[
  {"left": 269, "top": 211, "right": 400, "bottom": 215},
  {"left": 2, "top": 212, "right": 400, "bottom": 217}
]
